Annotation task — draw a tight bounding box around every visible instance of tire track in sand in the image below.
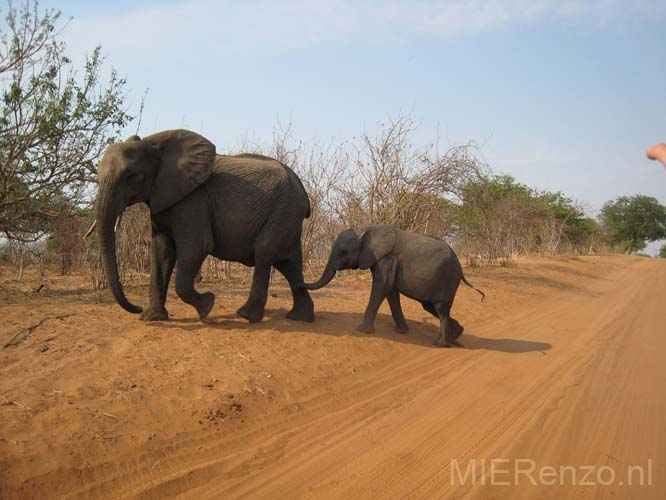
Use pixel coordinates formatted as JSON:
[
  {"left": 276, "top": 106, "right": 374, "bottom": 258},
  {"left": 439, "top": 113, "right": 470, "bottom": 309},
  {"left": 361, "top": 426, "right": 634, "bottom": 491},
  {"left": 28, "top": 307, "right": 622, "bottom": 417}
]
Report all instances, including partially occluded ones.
[
  {"left": 17, "top": 257, "right": 661, "bottom": 499},
  {"left": 114, "top": 259, "right": 662, "bottom": 499}
]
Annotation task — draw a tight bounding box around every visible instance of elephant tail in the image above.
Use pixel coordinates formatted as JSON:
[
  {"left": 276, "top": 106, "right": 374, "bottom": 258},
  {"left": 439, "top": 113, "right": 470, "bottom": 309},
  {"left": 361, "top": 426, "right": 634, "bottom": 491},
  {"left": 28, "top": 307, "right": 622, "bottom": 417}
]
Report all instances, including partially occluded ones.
[{"left": 461, "top": 274, "right": 485, "bottom": 302}]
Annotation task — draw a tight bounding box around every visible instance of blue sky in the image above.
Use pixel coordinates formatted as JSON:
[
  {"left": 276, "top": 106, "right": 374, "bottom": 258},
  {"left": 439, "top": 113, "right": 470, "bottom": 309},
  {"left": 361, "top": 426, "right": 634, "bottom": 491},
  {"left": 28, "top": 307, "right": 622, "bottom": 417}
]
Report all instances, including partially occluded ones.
[{"left": 38, "top": 0, "right": 666, "bottom": 251}]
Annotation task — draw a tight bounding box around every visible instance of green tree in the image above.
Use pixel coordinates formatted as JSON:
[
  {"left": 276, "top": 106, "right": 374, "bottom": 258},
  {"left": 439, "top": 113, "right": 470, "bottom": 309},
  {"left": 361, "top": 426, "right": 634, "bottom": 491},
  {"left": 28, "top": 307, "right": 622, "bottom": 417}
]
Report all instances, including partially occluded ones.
[
  {"left": 600, "top": 195, "right": 666, "bottom": 254},
  {"left": 568, "top": 216, "right": 605, "bottom": 253},
  {"left": 659, "top": 244, "right": 666, "bottom": 259},
  {"left": 458, "top": 176, "right": 604, "bottom": 258},
  {"left": 457, "top": 175, "right": 541, "bottom": 259},
  {"left": 0, "top": 0, "right": 133, "bottom": 242}
]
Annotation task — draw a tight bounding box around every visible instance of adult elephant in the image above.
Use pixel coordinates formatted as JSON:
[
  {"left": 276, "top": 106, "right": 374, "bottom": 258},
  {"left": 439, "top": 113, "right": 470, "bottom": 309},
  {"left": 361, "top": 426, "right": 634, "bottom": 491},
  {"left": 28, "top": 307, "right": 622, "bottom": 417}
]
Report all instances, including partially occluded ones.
[{"left": 95, "top": 129, "right": 314, "bottom": 323}]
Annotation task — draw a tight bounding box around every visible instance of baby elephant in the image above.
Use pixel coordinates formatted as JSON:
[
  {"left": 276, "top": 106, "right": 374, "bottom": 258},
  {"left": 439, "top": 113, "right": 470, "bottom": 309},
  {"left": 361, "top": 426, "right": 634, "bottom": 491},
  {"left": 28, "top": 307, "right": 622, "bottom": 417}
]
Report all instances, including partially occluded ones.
[{"left": 301, "top": 225, "right": 484, "bottom": 347}]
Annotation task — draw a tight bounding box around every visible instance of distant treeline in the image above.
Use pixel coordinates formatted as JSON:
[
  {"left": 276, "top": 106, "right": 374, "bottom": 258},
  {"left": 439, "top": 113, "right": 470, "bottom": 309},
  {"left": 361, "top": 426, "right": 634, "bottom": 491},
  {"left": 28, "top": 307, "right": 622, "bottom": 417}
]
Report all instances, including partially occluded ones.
[{"left": 4, "top": 116, "right": 666, "bottom": 290}]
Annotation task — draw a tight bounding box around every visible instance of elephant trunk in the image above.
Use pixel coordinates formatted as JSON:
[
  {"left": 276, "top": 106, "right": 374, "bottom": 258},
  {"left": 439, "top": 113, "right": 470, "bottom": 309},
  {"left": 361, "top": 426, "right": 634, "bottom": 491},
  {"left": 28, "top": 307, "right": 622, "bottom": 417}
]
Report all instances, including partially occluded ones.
[
  {"left": 95, "top": 182, "right": 142, "bottom": 314},
  {"left": 302, "top": 258, "right": 337, "bottom": 290}
]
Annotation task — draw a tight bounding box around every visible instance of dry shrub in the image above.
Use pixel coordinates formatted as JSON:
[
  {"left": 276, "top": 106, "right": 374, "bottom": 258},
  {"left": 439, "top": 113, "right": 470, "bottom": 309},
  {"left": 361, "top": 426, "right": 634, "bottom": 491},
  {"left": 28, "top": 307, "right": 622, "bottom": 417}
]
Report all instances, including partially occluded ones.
[{"left": 9, "top": 113, "right": 605, "bottom": 286}]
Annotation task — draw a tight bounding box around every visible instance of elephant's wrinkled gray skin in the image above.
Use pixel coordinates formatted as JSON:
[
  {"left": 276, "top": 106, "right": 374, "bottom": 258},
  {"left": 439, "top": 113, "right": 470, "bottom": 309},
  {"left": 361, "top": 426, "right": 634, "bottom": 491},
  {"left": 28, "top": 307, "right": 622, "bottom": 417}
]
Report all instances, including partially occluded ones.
[
  {"left": 301, "top": 225, "right": 484, "bottom": 347},
  {"left": 95, "top": 129, "right": 314, "bottom": 323}
]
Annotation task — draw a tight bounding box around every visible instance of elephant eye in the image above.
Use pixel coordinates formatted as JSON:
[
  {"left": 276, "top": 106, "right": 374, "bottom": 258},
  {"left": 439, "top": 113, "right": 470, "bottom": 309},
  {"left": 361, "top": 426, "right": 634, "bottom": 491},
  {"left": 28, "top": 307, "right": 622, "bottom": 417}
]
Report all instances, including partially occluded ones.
[{"left": 126, "top": 172, "right": 145, "bottom": 185}]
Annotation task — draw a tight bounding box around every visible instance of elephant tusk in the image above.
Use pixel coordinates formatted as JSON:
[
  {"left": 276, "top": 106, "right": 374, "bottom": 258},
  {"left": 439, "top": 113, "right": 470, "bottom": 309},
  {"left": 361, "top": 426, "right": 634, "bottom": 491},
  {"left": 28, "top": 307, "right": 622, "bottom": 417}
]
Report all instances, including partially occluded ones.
[
  {"left": 83, "top": 213, "right": 122, "bottom": 241},
  {"left": 83, "top": 220, "right": 97, "bottom": 240},
  {"left": 114, "top": 213, "right": 122, "bottom": 233}
]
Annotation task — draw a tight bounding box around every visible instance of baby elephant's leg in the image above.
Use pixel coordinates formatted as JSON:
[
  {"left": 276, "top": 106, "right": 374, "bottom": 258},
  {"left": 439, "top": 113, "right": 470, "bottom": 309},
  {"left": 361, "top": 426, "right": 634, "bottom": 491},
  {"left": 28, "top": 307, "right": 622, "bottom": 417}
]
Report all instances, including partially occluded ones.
[
  {"left": 421, "top": 301, "right": 438, "bottom": 318},
  {"left": 433, "top": 301, "right": 463, "bottom": 347},
  {"left": 357, "top": 273, "right": 387, "bottom": 333},
  {"left": 447, "top": 318, "right": 465, "bottom": 347},
  {"left": 387, "top": 289, "right": 409, "bottom": 333}
]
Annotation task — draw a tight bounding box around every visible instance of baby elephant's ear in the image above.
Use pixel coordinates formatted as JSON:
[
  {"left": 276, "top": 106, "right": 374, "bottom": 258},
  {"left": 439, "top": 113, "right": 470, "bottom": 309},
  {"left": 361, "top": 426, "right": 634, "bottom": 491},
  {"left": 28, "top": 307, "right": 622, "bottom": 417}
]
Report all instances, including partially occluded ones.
[
  {"left": 358, "top": 226, "right": 396, "bottom": 269},
  {"left": 144, "top": 129, "right": 216, "bottom": 214}
]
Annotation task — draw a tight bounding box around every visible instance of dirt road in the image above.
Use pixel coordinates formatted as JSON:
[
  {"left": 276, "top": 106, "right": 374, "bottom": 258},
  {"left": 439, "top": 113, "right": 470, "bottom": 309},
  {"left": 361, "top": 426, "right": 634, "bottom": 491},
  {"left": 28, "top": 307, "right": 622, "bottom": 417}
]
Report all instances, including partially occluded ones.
[{"left": 1, "top": 255, "right": 664, "bottom": 498}]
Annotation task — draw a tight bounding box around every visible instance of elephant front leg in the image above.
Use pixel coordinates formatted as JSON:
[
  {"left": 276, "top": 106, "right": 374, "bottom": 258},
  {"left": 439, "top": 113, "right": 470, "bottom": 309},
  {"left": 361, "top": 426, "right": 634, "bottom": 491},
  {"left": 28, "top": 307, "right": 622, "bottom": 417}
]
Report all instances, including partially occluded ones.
[
  {"left": 141, "top": 232, "right": 176, "bottom": 321},
  {"left": 387, "top": 289, "right": 409, "bottom": 333},
  {"left": 175, "top": 255, "right": 215, "bottom": 322},
  {"left": 357, "top": 273, "right": 387, "bottom": 333},
  {"left": 237, "top": 264, "right": 271, "bottom": 323}
]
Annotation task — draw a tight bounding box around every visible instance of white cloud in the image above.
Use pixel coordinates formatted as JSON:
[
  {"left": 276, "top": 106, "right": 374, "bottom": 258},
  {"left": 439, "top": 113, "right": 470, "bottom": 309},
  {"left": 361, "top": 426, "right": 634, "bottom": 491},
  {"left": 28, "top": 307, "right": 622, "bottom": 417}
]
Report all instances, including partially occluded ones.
[{"left": 61, "top": 0, "right": 666, "bottom": 58}]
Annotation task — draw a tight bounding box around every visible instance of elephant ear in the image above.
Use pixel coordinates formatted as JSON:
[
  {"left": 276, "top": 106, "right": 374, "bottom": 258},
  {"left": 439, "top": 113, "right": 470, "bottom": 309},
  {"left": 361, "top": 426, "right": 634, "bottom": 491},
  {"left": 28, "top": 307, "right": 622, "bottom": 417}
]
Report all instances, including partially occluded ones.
[
  {"left": 144, "top": 129, "right": 216, "bottom": 214},
  {"left": 358, "top": 225, "right": 396, "bottom": 269}
]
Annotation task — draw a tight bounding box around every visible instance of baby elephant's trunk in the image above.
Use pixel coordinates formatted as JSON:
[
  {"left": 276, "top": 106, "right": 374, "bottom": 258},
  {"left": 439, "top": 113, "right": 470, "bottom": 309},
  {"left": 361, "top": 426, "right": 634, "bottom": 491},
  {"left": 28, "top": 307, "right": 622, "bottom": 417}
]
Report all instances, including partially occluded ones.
[{"left": 301, "top": 261, "right": 337, "bottom": 290}]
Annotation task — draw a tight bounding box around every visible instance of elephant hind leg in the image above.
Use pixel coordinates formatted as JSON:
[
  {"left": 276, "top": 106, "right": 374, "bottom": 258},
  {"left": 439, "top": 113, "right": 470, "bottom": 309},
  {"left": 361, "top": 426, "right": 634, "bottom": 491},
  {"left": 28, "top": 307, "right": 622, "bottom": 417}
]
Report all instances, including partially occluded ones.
[
  {"left": 236, "top": 232, "right": 275, "bottom": 323},
  {"left": 237, "top": 223, "right": 307, "bottom": 323},
  {"left": 421, "top": 301, "right": 439, "bottom": 319},
  {"left": 274, "top": 254, "right": 314, "bottom": 322},
  {"left": 237, "top": 263, "right": 271, "bottom": 323},
  {"left": 432, "top": 301, "right": 462, "bottom": 348}
]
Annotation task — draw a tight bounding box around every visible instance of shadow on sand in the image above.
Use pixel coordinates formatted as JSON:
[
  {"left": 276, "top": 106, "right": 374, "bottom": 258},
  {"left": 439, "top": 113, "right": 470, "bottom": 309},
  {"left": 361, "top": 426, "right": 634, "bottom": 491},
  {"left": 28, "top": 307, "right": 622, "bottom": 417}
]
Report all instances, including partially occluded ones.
[
  {"left": 153, "top": 309, "right": 552, "bottom": 354},
  {"left": 460, "top": 333, "right": 551, "bottom": 353}
]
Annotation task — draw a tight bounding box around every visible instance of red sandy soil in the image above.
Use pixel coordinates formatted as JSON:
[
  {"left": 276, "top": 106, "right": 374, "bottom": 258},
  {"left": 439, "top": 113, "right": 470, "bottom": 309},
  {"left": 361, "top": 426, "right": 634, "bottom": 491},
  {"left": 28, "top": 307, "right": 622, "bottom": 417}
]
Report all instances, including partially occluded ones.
[{"left": 1, "top": 255, "right": 664, "bottom": 499}]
